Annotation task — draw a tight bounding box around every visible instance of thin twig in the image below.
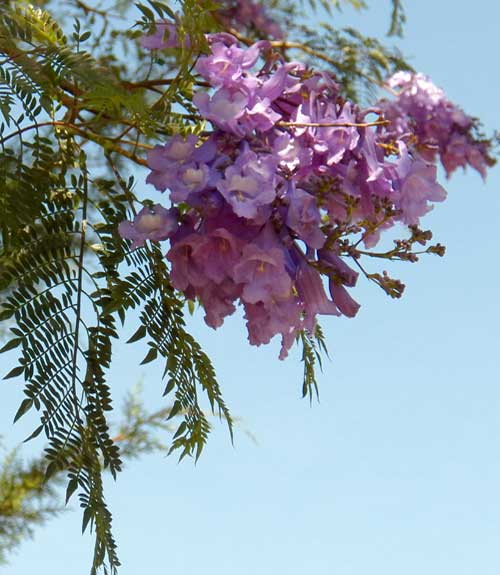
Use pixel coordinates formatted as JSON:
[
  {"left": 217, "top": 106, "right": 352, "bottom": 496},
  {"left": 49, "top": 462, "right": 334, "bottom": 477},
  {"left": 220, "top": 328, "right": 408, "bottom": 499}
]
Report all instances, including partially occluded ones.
[
  {"left": 122, "top": 78, "right": 211, "bottom": 91},
  {"left": 73, "top": 0, "right": 125, "bottom": 20},
  {"left": 0, "top": 121, "right": 70, "bottom": 145},
  {"left": 0, "top": 121, "right": 150, "bottom": 165}
]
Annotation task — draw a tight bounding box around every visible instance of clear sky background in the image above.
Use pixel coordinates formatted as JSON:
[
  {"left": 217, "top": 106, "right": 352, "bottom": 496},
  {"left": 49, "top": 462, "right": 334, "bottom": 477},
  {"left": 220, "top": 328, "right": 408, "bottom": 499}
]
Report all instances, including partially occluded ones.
[{"left": 1, "top": 1, "right": 500, "bottom": 574}]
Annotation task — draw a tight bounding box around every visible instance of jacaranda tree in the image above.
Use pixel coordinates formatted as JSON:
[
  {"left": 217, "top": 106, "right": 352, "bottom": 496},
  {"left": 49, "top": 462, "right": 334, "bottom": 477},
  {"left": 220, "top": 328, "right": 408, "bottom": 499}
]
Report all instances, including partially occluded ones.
[{"left": 0, "top": 0, "right": 496, "bottom": 572}]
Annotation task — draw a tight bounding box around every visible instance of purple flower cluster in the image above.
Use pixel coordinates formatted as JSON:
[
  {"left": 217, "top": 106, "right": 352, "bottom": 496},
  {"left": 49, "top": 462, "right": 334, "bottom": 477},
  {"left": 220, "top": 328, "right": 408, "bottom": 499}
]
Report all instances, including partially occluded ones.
[
  {"left": 140, "top": 0, "right": 282, "bottom": 54},
  {"left": 140, "top": 20, "right": 190, "bottom": 51},
  {"left": 121, "top": 35, "right": 492, "bottom": 357},
  {"left": 378, "top": 72, "right": 493, "bottom": 177},
  {"left": 216, "top": 0, "right": 284, "bottom": 40}
]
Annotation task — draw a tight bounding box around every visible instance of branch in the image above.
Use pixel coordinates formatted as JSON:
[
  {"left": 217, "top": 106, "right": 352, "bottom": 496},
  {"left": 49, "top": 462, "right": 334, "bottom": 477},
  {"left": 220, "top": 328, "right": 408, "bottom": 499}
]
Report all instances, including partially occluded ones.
[
  {"left": 122, "top": 79, "right": 211, "bottom": 91},
  {"left": 72, "top": 0, "right": 126, "bottom": 20},
  {"left": 0, "top": 121, "right": 150, "bottom": 166}
]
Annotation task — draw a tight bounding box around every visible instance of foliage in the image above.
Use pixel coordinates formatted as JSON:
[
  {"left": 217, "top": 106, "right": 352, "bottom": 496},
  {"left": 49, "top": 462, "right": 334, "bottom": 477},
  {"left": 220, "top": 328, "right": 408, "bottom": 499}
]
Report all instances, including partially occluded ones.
[
  {"left": 0, "top": 386, "right": 175, "bottom": 564},
  {"left": 0, "top": 445, "right": 62, "bottom": 565}
]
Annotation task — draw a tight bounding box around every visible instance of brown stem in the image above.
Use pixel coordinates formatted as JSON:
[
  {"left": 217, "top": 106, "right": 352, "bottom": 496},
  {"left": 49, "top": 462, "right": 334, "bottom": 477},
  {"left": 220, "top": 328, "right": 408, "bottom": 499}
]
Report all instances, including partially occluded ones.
[
  {"left": 2, "top": 119, "right": 148, "bottom": 167},
  {"left": 72, "top": 126, "right": 148, "bottom": 166},
  {"left": 0, "top": 121, "right": 70, "bottom": 145},
  {"left": 73, "top": 0, "right": 126, "bottom": 20},
  {"left": 122, "top": 78, "right": 211, "bottom": 91}
]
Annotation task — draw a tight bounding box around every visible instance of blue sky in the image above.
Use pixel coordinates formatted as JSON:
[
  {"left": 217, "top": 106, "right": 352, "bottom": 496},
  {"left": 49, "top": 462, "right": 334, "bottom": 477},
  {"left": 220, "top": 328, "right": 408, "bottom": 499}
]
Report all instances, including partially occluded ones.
[{"left": 1, "top": 1, "right": 500, "bottom": 574}]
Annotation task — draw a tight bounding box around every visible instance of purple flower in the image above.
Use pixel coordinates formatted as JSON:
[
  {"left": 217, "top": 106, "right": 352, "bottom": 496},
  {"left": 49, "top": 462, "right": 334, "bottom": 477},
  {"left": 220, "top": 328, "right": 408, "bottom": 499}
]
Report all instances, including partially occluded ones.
[
  {"left": 118, "top": 205, "right": 178, "bottom": 249},
  {"left": 140, "top": 21, "right": 189, "bottom": 50},
  {"left": 233, "top": 244, "right": 292, "bottom": 304},
  {"left": 328, "top": 280, "right": 360, "bottom": 318},
  {"left": 316, "top": 103, "right": 360, "bottom": 165},
  {"left": 244, "top": 97, "right": 282, "bottom": 133},
  {"left": 194, "top": 86, "right": 283, "bottom": 136},
  {"left": 146, "top": 135, "right": 218, "bottom": 200},
  {"left": 191, "top": 227, "right": 243, "bottom": 284},
  {"left": 216, "top": 147, "right": 278, "bottom": 219},
  {"left": 317, "top": 249, "right": 359, "bottom": 287},
  {"left": 359, "top": 128, "right": 392, "bottom": 197},
  {"left": 198, "top": 278, "right": 242, "bottom": 329},
  {"left": 166, "top": 232, "right": 207, "bottom": 292},
  {"left": 148, "top": 135, "right": 216, "bottom": 169},
  {"left": 193, "top": 57, "right": 297, "bottom": 135},
  {"left": 194, "top": 89, "right": 249, "bottom": 135},
  {"left": 171, "top": 163, "right": 215, "bottom": 203},
  {"left": 258, "top": 63, "right": 297, "bottom": 101},
  {"left": 232, "top": 225, "right": 292, "bottom": 304},
  {"left": 217, "top": 0, "right": 284, "bottom": 40},
  {"left": 273, "top": 133, "right": 313, "bottom": 172},
  {"left": 395, "top": 143, "right": 446, "bottom": 225},
  {"left": 442, "top": 133, "right": 490, "bottom": 179},
  {"left": 379, "top": 72, "right": 492, "bottom": 178},
  {"left": 286, "top": 185, "right": 325, "bottom": 249},
  {"left": 244, "top": 295, "right": 303, "bottom": 360},
  {"left": 147, "top": 135, "right": 197, "bottom": 175},
  {"left": 167, "top": 226, "right": 243, "bottom": 291},
  {"left": 295, "top": 259, "right": 340, "bottom": 331},
  {"left": 195, "top": 40, "right": 265, "bottom": 88}
]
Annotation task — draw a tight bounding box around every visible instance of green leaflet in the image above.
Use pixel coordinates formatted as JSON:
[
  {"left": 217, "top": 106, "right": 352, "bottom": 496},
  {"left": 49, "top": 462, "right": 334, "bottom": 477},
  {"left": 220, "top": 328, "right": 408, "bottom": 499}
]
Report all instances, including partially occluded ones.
[
  {"left": 388, "top": 0, "right": 406, "bottom": 37},
  {"left": 0, "top": 158, "right": 122, "bottom": 573},
  {"left": 299, "top": 325, "right": 329, "bottom": 402}
]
